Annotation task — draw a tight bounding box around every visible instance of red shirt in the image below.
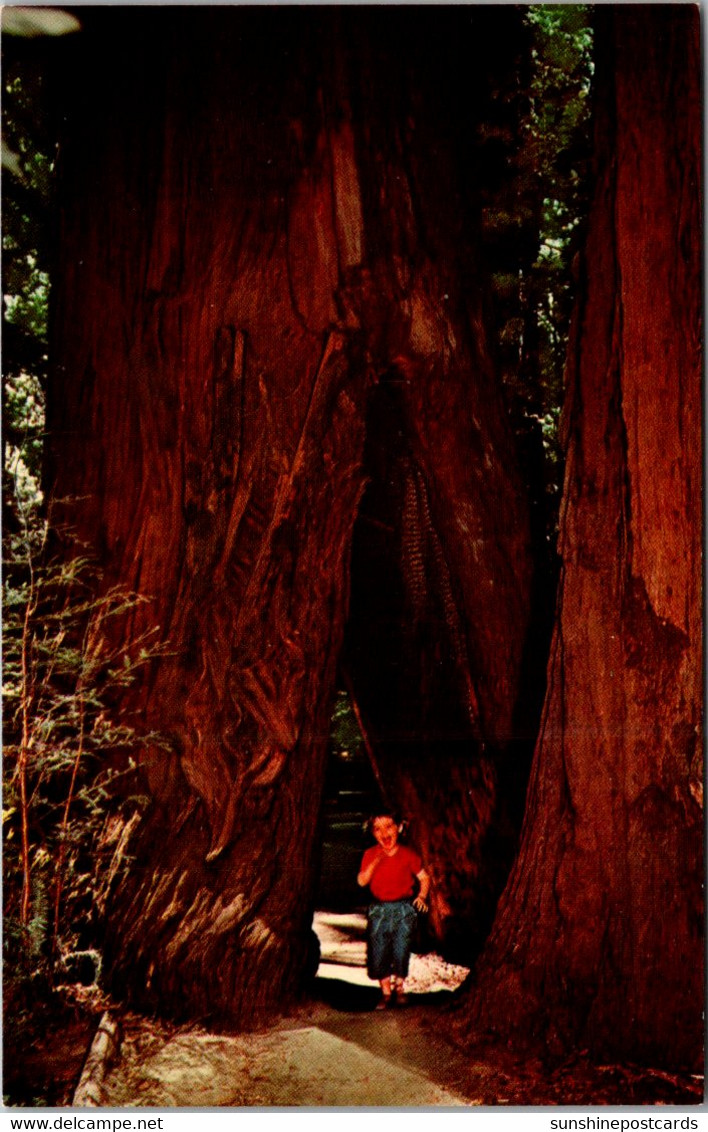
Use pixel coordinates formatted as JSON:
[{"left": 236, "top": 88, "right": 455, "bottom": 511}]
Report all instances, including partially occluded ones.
[{"left": 361, "top": 844, "right": 422, "bottom": 901}]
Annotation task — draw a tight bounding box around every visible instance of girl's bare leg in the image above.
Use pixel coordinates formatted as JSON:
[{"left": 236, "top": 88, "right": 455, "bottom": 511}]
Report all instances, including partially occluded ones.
[
  {"left": 392, "top": 976, "right": 408, "bottom": 1003},
  {"left": 375, "top": 976, "right": 393, "bottom": 1009}
]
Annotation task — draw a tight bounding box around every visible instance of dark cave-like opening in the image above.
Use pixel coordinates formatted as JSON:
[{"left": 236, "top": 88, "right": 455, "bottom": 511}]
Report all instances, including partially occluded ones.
[
  {"left": 342, "top": 374, "right": 480, "bottom": 780},
  {"left": 312, "top": 370, "right": 534, "bottom": 976}
]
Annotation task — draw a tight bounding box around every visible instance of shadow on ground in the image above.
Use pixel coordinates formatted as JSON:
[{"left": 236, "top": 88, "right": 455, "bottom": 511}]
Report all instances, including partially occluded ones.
[{"left": 312, "top": 975, "right": 458, "bottom": 1014}]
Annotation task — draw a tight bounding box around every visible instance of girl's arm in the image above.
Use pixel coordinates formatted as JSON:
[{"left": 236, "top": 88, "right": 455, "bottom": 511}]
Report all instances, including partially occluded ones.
[
  {"left": 357, "top": 849, "right": 384, "bottom": 887},
  {"left": 413, "top": 868, "right": 430, "bottom": 912}
]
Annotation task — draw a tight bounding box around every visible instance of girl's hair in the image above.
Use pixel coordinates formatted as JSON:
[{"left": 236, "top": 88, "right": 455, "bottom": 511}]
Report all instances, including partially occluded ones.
[{"left": 363, "top": 810, "right": 408, "bottom": 837}]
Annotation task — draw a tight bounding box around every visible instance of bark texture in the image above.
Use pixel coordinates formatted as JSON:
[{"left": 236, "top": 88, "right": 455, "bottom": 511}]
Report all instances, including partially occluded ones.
[
  {"left": 467, "top": 7, "right": 703, "bottom": 1069},
  {"left": 47, "top": 10, "right": 534, "bottom": 1022},
  {"left": 340, "top": 9, "right": 538, "bottom": 963}
]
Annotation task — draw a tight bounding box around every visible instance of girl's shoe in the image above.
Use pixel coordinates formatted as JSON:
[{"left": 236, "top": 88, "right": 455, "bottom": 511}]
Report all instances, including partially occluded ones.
[
  {"left": 375, "top": 994, "right": 393, "bottom": 1010},
  {"left": 395, "top": 990, "right": 408, "bottom": 1006}
]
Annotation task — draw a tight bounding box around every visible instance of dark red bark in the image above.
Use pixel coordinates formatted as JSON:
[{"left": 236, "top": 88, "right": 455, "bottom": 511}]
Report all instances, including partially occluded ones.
[
  {"left": 47, "top": 10, "right": 535, "bottom": 1022},
  {"left": 466, "top": 7, "right": 703, "bottom": 1070}
]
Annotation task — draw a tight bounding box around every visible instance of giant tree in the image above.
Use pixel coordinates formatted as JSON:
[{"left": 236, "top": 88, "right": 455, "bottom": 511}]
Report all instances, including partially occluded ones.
[
  {"left": 467, "top": 6, "right": 702, "bottom": 1070},
  {"left": 46, "top": 9, "right": 535, "bottom": 1021}
]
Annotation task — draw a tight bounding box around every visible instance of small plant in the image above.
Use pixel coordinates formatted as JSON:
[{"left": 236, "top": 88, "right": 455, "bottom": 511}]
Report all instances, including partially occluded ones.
[{"left": 3, "top": 416, "right": 163, "bottom": 983}]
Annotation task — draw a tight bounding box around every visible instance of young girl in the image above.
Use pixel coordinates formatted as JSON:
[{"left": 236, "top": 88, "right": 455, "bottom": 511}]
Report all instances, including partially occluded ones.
[{"left": 357, "top": 811, "right": 430, "bottom": 1009}]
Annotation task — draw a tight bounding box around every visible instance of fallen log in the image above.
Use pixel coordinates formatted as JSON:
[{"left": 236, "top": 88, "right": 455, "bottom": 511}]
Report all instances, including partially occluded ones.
[{"left": 72, "top": 1012, "right": 121, "bottom": 1107}]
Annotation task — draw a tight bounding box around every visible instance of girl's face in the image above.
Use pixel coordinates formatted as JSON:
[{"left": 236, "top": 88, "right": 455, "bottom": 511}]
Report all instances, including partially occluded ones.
[{"left": 372, "top": 816, "right": 399, "bottom": 852}]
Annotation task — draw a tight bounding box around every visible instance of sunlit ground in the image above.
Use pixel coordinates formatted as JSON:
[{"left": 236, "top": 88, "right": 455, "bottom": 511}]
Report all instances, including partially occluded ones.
[{"left": 313, "top": 910, "right": 469, "bottom": 993}]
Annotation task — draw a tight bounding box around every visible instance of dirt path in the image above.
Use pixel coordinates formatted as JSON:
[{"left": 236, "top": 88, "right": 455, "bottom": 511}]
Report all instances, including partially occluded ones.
[
  {"left": 94, "top": 914, "right": 704, "bottom": 1108},
  {"left": 99, "top": 912, "right": 476, "bottom": 1107},
  {"left": 99, "top": 1009, "right": 474, "bottom": 1107}
]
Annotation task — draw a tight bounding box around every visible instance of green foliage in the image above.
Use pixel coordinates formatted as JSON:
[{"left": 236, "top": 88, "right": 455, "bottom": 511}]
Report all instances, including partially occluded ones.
[
  {"left": 329, "top": 689, "right": 364, "bottom": 760},
  {"left": 477, "top": 5, "right": 594, "bottom": 541},
  {"left": 3, "top": 60, "right": 54, "bottom": 519},
  {"left": 524, "top": 5, "right": 593, "bottom": 405},
  {"left": 2, "top": 194, "right": 161, "bottom": 985},
  {"left": 2, "top": 490, "right": 163, "bottom": 972}
]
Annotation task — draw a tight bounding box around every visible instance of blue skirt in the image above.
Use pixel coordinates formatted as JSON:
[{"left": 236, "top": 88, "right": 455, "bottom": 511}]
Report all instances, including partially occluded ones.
[{"left": 366, "top": 899, "right": 417, "bottom": 980}]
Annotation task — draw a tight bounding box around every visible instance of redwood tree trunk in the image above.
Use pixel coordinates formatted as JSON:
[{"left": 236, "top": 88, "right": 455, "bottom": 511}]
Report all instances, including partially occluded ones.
[
  {"left": 467, "top": 7, "right": 702, "bottom": 1069},
  {"left": 341, "top": 9, "right": 538, "bottom": 963},
  {"left": 47, "top": 10, "right": 534, "bottom": 1022},
  {"left": 343, "top": 343, "right": 534, "bottom": 961}
]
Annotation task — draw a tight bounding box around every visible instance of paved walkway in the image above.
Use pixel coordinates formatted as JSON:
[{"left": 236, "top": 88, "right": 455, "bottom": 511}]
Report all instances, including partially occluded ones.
[
  {"left": 100, "top": 1019, "right": 472, "bottom": 1107},
  {"left": 99, "top": 911, "right": 475, "bottom": 1107}
]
